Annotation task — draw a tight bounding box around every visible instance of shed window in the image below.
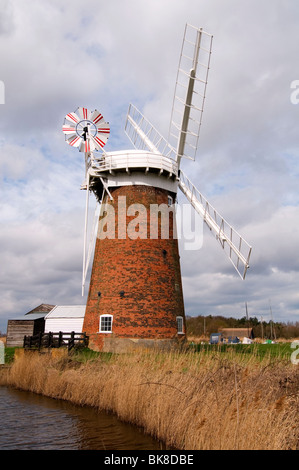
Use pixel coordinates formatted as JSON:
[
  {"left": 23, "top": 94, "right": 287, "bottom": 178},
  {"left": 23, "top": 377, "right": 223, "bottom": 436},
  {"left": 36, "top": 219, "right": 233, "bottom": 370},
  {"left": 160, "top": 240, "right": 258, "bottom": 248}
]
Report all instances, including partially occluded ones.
[
  {"left": 99, "top": 315, "right": 113, "bottom": 333},
  {"left": 177, "top": 316, "right": 184, "bottom": 334}
]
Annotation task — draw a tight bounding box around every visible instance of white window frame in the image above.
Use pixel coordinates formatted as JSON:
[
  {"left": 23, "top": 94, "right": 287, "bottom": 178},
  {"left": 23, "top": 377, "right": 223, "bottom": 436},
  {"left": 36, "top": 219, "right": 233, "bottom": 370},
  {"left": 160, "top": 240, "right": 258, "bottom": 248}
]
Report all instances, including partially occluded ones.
[
  {"left": 177, "top": 316, "right": 184, "bottom": 334},
  {"left": 99, "top": 314, "right": 113, "bottom": 333}
]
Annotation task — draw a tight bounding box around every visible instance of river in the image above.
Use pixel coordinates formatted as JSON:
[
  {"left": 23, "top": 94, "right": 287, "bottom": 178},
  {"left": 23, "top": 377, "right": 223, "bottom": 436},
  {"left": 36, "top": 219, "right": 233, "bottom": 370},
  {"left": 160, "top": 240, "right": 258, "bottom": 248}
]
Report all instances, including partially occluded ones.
[{"left": 0, "top": 386, "right": 164, "bottom": 450}]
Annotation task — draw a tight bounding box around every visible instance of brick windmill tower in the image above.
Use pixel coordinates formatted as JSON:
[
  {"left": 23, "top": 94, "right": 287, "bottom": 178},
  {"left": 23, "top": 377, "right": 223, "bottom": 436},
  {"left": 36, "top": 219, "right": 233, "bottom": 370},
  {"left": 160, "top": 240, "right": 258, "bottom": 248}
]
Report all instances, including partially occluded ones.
[{"left": 62, "top": 24, "right": 252, "bottom": 352}]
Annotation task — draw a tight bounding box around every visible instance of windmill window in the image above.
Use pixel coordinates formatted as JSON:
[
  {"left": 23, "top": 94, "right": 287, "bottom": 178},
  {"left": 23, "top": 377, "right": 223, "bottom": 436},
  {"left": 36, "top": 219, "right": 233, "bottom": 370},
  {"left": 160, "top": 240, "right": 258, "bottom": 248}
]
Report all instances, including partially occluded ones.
[
  {"left": 177, "top": 316, "right": 184, "bottom": 334},
  {"left": 99, "top": 315, "right": 113, "bottom": 333}
]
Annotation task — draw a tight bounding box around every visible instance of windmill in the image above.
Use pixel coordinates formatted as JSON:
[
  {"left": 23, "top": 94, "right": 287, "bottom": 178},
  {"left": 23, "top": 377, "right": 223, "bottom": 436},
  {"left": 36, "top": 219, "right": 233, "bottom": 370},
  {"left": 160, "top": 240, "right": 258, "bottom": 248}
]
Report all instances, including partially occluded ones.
[{"left": 62, "top": 24, "right": 252, "bottom": 352}]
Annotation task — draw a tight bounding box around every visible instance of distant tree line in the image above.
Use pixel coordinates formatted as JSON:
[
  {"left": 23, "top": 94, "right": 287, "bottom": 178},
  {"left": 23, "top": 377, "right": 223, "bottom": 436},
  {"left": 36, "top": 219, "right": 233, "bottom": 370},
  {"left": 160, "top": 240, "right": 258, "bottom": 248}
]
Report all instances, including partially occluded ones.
[{"left": 186, "top": 315, "right": 299, "bottom": 340}]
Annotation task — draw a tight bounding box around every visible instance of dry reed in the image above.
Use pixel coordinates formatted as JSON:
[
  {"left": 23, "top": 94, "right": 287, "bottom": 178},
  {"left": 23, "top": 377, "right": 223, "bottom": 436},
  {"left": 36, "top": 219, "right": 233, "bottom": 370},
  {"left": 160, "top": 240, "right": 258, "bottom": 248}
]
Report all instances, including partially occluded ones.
[{"left": 0, "top": 348, "right": 298, "bottom": 450}]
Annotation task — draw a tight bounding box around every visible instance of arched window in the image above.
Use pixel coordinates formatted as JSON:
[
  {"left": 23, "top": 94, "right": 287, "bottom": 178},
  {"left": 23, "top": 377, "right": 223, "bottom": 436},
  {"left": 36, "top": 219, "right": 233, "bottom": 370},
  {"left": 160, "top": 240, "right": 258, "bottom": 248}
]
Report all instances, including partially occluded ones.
[{"left": 99, "top": 314, "right": 113, "bottom": 333}]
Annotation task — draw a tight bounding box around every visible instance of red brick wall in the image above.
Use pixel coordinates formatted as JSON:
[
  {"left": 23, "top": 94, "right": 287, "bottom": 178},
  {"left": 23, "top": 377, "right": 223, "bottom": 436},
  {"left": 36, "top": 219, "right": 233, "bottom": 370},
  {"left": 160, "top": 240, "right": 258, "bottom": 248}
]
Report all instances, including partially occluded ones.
[{"left": 83, "top": 185, "right": 186, "bottom": 351}]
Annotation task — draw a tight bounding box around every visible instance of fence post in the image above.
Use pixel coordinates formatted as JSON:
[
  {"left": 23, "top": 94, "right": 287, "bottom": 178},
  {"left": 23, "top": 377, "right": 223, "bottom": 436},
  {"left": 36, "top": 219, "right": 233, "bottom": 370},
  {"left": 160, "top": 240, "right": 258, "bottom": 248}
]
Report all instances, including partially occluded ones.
[
  {"left": 68, "top": 331, "right": 75, "bottom": 351},
  {"left": 47, "top": 332, "right": 52, "bottom": 348}
]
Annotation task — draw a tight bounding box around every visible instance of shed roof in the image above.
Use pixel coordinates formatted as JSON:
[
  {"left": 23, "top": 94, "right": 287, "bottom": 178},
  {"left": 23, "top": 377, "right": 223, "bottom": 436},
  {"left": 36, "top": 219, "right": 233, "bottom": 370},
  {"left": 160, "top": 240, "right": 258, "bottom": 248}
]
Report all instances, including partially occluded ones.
[
  {"left": 45, "top": 305, "right": 86, "bottom": 319},
  {"left": 10, "top": 313, "right": 47, "bottom": 321},
  {"left": 25, "top": 304, "right": 56, "bottom": 315}
]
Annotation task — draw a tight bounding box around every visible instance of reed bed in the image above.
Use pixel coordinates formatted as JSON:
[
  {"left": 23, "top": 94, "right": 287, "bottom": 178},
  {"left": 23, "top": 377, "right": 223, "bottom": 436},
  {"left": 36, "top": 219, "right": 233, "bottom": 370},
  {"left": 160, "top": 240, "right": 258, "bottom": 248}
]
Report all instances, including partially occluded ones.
[{"left": 0, "top": 347, "right": 298, "bottom": 450}]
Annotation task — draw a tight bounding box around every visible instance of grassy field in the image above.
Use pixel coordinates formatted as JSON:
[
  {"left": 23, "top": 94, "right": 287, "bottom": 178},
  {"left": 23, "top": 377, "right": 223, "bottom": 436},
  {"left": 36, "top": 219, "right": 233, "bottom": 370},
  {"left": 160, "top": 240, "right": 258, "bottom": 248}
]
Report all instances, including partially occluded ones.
[
  {"left": 3, "top": 341, "right": 295, "bottom": 364},
  {"left": 0, "top": 343, "right": 298, "bottom": 450},
  {"left": 2, "top": 347, "right": 16, "bottom": 364},
  {"left": 189, "top": 341, "right": 295, "bottom": 359}
]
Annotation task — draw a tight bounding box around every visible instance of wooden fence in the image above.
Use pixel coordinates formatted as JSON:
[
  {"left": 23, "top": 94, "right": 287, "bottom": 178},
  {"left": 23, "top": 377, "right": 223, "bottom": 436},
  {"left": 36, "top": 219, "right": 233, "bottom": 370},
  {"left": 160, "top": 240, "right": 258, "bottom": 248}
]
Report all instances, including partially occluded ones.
[{"left": 23, "top": 331, "right": 89, "bottom": 351}]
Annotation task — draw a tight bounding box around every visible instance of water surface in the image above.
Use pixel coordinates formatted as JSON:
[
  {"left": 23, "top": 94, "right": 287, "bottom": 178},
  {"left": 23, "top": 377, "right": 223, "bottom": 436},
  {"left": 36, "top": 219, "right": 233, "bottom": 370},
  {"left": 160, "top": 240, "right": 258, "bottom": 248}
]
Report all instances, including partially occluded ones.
[{"left": 0, "top": 386, "right": 164, "bottom": 450}]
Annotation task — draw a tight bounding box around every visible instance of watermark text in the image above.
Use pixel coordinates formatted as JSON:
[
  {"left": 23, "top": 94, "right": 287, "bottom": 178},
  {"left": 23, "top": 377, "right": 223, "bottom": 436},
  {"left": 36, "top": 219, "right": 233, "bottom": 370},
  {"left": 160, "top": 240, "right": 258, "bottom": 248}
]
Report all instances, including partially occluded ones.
[{"left": 97, "top": 196, "right": 203, "bottom": 251}]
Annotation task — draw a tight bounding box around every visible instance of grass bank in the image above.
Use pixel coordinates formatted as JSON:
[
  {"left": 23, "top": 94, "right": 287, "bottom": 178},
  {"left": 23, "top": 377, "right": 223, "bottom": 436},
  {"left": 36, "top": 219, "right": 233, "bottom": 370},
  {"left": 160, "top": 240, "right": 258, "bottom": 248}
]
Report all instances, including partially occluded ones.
[
  {"left": 0, "top": 347, "right": 298, "bottom": 450},
  {"left": 189, "top": 341, "right": 295, "bottom": 359}
]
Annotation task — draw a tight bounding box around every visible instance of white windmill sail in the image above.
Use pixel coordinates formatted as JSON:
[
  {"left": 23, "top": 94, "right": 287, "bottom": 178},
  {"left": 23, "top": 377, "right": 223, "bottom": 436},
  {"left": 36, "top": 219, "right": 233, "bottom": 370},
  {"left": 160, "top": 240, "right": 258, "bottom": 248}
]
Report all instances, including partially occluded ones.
[
  {"left": 178, "top": 170, "right": 251, "bottom": 280},
  {"left": 168, "top": 24, "right": 213, "bottom": 167},
  {"left": 125, "top": 104, "right": 176, "bottom": 159}
]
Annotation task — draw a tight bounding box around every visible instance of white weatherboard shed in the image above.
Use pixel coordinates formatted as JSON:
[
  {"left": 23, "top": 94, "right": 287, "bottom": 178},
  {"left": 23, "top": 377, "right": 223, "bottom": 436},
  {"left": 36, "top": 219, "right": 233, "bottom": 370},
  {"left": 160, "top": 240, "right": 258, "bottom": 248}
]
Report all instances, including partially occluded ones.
[{"left": 44, "top": 305, "right": 86, "bottom": 333}]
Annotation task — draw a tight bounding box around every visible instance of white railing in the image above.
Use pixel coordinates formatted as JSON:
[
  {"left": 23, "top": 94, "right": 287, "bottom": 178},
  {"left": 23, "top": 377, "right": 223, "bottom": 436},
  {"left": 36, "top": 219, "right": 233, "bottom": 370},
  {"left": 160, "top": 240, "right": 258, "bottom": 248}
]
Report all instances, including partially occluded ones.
[{"left": 89, "top": 151, "right": 178, "bottom": 176}]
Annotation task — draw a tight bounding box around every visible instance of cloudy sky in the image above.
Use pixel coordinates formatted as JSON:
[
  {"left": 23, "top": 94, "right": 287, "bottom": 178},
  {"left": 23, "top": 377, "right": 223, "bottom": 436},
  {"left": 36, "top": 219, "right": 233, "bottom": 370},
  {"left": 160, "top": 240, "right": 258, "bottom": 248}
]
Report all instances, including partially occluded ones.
[{"left": 1, "top": 0, "right": 299, "bottom": 332}]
